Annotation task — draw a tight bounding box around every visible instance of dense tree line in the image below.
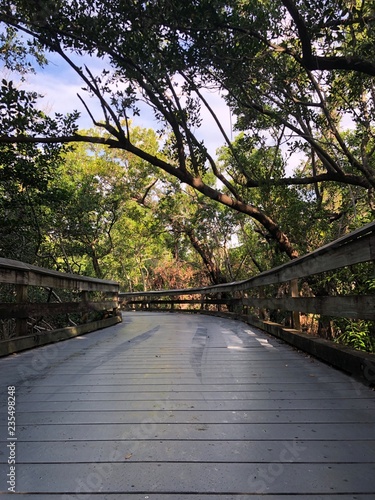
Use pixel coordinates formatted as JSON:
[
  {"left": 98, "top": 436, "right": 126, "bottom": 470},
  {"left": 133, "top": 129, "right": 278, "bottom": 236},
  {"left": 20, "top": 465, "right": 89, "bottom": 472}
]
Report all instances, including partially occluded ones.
[{"left": 0, "top": 1, "right": 374, "bottom": 348}]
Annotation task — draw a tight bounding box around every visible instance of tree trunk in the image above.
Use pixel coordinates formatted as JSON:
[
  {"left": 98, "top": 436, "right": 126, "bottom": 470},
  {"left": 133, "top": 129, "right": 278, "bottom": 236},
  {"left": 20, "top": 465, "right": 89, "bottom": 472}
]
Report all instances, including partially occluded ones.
[{"left": 185, "top": 228, "right": 227, "bottom": 285}]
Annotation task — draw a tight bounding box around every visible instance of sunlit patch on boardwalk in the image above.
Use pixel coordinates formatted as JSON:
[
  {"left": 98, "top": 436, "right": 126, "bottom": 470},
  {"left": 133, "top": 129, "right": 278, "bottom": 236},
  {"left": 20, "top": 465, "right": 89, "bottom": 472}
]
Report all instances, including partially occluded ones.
[{"left": 1, "top": 312, "right": 375, "bottom": 498}]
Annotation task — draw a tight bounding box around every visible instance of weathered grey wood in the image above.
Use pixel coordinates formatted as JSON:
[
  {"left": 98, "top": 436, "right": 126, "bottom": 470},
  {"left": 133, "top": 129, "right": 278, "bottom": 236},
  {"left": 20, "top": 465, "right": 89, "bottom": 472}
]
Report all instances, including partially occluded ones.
[
  {"left": 0, "top": 300, "right": 118, "bottom": 318},
  {"left": 2, "top": 462, "right": 375, "bottom": 494},
  {"left": 10, "top": 397, "right": 375, "bottom": 410},
  {"left": 15, "top": 283, "right": 28, "bottom": 336},
  {"left": 0, "top": 312, "right": 374, "bottom": 498},
  {"left": 0, "top": 315, "right": 121, "bottom": 357},
  {"left": 125, "top": 298, "right": 230, "bottom": 305},
  {"left": 9, "top": 421, "right": 375, "bottom": 441},
  {"left": 11, "top": 389, "right": 370, "bottom": 406},
  {"left": 128, "top": 294, "right": 375, "bottom": 319},
  {"left": 248, "top": 231, "right": 375, "bottom": 287},
  {"left": 15, "top": 408, "right": 375, "bottom": 424},
  {"left": 241, "top": 295, "right": 375, "bottom": 319},
  {"left": 0, "top": 495, "right": 374, "bottom": 500},
  {"left": 289, "top": 278, "right": 300, "bottom": 329},
  {"left": 0, "top": 258, "right": 121, "bottom": 354},
  {"left": 7, "top": 438, "right": 375, "bottom": 463},
  {"left": 0, "top": 258, "right": 119, "bottom": 291}
]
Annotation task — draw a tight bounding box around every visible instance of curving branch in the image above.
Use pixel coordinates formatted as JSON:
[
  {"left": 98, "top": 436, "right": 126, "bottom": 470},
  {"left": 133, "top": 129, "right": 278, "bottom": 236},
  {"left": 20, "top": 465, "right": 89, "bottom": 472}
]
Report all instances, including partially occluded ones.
[
  {"left": 281, "top": 0, "right": 375, "bottom": 76},
  {"left": 246, "top": 173, "right": 371, "bottom": 189},
  {"left": 0, "top": 131, "right": 298, "bottom": 258}
]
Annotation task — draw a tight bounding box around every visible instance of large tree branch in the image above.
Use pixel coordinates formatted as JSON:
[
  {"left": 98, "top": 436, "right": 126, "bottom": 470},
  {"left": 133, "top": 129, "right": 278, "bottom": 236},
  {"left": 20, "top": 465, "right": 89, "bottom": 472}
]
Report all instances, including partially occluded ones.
[
  {"left": 0, "top": 131, "right": 298, "bottom": 258},
  {"left": 227, "top": 83, "right": 375, "bottom": 189},
  {"left": 237, "top": 94, "right": 345, "bottom": 176},
  {"left": 281, "top": 0, "right": 375, "bottom": 76},
  {"left": 309, "top": 56, "right": 375, "bottom": 76},
  {"left": 246, "top": 173, "right": 370, "bottom": 189}
]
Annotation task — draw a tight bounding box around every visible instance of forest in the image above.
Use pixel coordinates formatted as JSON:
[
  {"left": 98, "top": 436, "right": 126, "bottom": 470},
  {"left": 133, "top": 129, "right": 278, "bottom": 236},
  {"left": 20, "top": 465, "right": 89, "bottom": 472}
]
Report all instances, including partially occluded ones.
[{"left": 0, "top": 0, "right": 374, "bottom": 350}]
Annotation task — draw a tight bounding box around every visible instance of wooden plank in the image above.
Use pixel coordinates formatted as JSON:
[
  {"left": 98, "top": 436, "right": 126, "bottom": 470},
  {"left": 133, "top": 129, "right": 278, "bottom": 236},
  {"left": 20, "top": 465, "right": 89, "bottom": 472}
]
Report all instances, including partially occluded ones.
[
  {"left": 3, "top": 462, "right": 375, "bottom": 494},
  {"left": 242, "top": 295, "right": 375, "bottom": 319},
  {"left": 290, "top": 278, "right": 300, "bottom": 329},
  {"left": 0, "top": 258, "right": 119, "bottom": 291},
  {"left": 0, "top": 315, "right": 122, "bottom": 357},
  {"left": 149, "top": 298, "right": 229, "bottom": 304},
  {"left": 7, "top": 439, "right": 375, "bottom": 463},
  {"left": 126, "top": 294, "right": 375, "bottom": 320},
  {"left": 15, "top": 409, "right": 375, "bottom": 425},
  {"left": 15, "top": 283, "right": 28, "bottom": 336},
  {"left": 0, "top": 301, "right": 118, "bottom": 319},
  {"left": 12, "top": 396, "right": 375, "bottom": 410},
  {"left": 0, "top": 494, "right": 372, "bottom": 500},
  {"left": 0, "top": 312, "right": 375, "bottom": 498}
]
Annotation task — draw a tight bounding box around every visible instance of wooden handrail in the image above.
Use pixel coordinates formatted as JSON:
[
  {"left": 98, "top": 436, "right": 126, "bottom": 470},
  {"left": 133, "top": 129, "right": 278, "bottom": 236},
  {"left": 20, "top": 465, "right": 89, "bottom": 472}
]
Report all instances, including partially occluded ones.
[
  {"left": 120, "top": 221, "right": 375, "bottom": 322},
  {"left": 0, "top": 258, "right": 119, "bottom": 291},
  {"left": 120, "top": 222, "right": 375, "bottom": 383},
  {"left": 120, "top": 221, "right": 375, "bottom": 298},
  {"left": 0, "top": 259, "right": 121, "bottom": 355}
]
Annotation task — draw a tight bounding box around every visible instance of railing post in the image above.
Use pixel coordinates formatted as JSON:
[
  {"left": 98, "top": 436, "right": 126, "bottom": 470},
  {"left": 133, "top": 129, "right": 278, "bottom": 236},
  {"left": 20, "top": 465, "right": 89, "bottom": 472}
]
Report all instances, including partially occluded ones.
[
  {"left": 15, "top": 283, "right": 28, "bottom": 337},
  {"left": 290, "top": 278, "right": 301, "bottom": 330},
  {"left": 108, "top": 290, "right": 119, "bottom": 317},
  {"left": 240, "top": 291, "right": 246, "bottom": 316},
  {"left": 200, "top": 293, "right": 205, "bottom": 310},
  {"left": 81, "top": 290, "right": 89, "bottom": 323},
  {"left": 242, "top": 292, "right": 248, "bottom": 316},
  {"left": 114, "top": 290, "right": 119, "bottom": 317},
  {"left": 258, "top": 286, "right": 267, "bottom": 320}
]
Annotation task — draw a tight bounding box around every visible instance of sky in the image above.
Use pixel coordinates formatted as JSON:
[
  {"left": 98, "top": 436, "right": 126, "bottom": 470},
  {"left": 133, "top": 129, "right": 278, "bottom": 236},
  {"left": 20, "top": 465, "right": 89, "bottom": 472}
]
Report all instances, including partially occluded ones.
[
  {"left": 18, "top": 50, "right": 234, "bottom": 157},
  {"left": 13, "top": 54, "right": 305, "bottom": 178},
  {"left": 3, "top": 42, "right": 306, "bottom": 176}
]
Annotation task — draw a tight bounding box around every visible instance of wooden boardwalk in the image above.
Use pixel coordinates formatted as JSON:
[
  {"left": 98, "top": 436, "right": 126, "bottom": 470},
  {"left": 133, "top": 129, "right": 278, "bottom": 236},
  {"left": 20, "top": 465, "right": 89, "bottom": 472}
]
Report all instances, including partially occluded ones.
[{"left": 1, "top": 312, "right": 375, "bottom": 499}]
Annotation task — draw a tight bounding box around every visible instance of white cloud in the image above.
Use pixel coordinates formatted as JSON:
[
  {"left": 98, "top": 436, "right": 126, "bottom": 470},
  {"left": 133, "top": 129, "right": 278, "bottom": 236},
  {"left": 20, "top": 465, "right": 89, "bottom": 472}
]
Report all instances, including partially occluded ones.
[
  {"left": 194, "top": 89, "right": 233, "bottom": 154},
  {"left": 16, "top": 52, "right": 231, "bottom": 156},
  {"left": 22, "top": 55, "right": 103, "bottom": 128}
]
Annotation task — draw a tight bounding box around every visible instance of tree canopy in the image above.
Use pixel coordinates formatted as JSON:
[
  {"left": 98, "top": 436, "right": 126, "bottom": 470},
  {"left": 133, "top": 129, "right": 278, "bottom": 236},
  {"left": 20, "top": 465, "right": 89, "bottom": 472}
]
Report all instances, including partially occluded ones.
[{"left": 0, "top": 0, "right": 374, "bottom": 263}]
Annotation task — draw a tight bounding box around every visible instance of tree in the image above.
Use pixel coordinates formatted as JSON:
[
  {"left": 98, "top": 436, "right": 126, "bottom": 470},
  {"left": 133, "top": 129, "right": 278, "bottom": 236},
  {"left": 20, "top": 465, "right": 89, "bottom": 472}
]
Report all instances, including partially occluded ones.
[
  {"left": 0, "top": 78, "right": 76, "bottom": 261},
  {"left": 155, "top": 183, "right": 241, "bottom": 285},
  {"left": 0, "top": 0, "right": 374, "bottom": 262},
  {"left": 36, "top": 125, "right": 170, "bottom": 280},
  {"left": 42, "top": 144, "right": 125, "bottom": 277},
  {"left": 281, "top": 0, "right": 375, "bottom": 75}
]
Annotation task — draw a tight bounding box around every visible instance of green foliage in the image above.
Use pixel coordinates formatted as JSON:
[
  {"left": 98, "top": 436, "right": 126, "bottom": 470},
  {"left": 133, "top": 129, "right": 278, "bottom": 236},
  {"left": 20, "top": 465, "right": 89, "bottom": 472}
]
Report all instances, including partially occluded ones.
[
  {"left": 0, "top": 121, "right": 215, "bottom": 289},
  {"left": 155, "top": 182, "right": 243, "bottom": 284},
  {"left": 0, "top": 25, "right": 46, "bottom": 75},
  {"left": 335, "top": 320, "right": 375, "bottom": 353},
  {"left": 1, "top": 0, "right": 375, "bottom": 291},
  {"left": 0, "top": 76, "right": 80, "bottom": 262}
]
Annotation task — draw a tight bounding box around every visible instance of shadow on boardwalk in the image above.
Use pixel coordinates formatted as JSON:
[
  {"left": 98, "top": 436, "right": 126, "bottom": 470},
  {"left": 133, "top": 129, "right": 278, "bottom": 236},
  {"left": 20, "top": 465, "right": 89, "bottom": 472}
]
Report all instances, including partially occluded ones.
[{"left": 1, "top": 312, "right": 375, "bottom": 499}]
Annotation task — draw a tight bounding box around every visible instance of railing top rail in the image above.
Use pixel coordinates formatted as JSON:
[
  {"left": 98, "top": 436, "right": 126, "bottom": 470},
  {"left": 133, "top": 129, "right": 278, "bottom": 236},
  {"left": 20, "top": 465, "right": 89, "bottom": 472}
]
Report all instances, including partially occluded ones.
[
  {"left": 120, "top": 221, "right": 375, "bottom": 298},
  {"left": 0, "top": 258, "right": 119, "bottom": 291}
]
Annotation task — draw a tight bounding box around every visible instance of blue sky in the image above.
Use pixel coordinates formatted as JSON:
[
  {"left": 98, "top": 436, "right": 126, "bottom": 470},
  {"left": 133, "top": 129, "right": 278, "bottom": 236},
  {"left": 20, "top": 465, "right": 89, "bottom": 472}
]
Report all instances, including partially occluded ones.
[
  {"left": 16, "top": 55, "right": 302, "bottom": 175},
  {"left": 3, "top": 41, "right": 305, "bottom": 175},
  {"left": 18, "top": 49, "right": 233, "bottom": 156}
]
